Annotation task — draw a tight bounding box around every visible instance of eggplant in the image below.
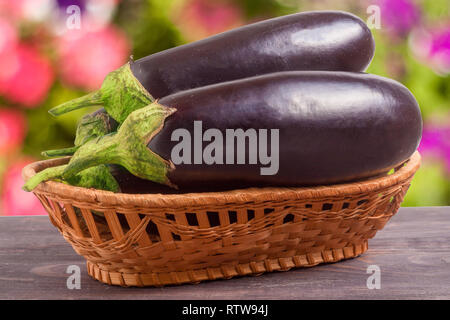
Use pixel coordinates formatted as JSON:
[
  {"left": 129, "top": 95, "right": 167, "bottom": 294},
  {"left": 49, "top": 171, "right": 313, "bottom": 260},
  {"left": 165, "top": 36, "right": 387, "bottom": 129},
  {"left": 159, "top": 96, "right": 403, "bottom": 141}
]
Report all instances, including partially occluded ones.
[
  {"left": 24, "top": 71, "right": 422, "bottom": 192},
  {"left": 48, "top": 11, "right": 375, "bottom": 124},
  {"left": 151, "top": 71, "right": 422, "bottom": 189},
  {"left": 131, "top": 11, "right": 375, "bottom": 100}
]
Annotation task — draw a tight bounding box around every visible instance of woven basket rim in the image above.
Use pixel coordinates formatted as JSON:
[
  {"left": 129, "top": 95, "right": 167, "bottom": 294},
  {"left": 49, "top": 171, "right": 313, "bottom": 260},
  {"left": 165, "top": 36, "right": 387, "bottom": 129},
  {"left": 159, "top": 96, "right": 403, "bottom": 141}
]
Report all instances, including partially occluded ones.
[{"left": 22, "top": 152, "right": 421, "bottom": 208}]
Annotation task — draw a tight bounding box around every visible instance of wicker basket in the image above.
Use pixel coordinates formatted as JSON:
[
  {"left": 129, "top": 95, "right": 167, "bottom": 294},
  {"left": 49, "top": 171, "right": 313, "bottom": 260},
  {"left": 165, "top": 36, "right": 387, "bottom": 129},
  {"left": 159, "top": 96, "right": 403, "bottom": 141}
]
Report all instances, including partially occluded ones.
[{"left": 22, "top": 152, "right": 421, "bottom": 287}]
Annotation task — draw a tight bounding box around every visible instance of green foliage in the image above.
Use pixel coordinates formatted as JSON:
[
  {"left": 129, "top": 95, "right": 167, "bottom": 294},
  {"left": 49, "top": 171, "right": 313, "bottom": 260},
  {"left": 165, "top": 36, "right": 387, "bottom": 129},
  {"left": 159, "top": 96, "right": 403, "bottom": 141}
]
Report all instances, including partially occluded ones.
[
  {"left": 115, "top": 0, "right": 184, "bottom": 59},
  {"left": 403, "top": 161, "right": 449, "bottom": 206},
  {"left": 22, "top": 83, "right": 96, "bottom": 159},
  {"left": 422, "top": 0, "right": 450, "bottom": 20},
  {"left": 365, "top": 32, "right": 390, "bottom": 77},
  {"left": 403, "top": 55, "right": 450, "bottom": 119},
  {"left": 234, "top": 0, "right": 291, "bottom": 18}
]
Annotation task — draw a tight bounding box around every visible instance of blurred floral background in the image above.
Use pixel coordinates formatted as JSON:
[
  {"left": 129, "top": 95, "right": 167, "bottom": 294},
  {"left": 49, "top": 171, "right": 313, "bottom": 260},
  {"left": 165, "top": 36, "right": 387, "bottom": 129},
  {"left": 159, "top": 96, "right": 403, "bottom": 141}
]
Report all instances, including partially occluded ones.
[{"left": 0, "top": 0, "right": 448, "bottom": 215}]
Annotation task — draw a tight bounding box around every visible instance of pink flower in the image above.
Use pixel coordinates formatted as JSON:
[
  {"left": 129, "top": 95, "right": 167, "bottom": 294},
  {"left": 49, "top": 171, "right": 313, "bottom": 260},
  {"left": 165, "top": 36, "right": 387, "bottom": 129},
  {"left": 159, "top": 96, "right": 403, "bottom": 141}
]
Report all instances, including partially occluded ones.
[
  {"left": 2, "top": 160, "right": 47, "bottom": 216},
  {"left": 0, "top": 108, "right": 27, "bottom": 154},
  {"left": 377, "top": 0, "right": 420, "bottom": 37},
  {"left": 0, "top": 0, "right": 26, "bottom": 20},
  {"left": 0, "top": 18, "right": 19, "bottom": 85},
  {"left": 411, "top": 27, "right": 450, "bottom": 75},
  {"left": 57, "top": 25, "right": 130, "bottom": 90},
  {"left": 0, "top": 0, "right": 53, "bottom": 22},
  {"left": 0, "top": 18, "right": 17, "bottom": 53},
  {"left": 173, "top": 0, "right": 243, "bottom": 41},
  {"left": 0, "top": 44, "right": 54, "bottom": 107},
  {"left": 428, "top": 28, "right": 450, "bottom": 75},
  {"left": 419, "top": 124, "right": 450, "bottom": 173}
]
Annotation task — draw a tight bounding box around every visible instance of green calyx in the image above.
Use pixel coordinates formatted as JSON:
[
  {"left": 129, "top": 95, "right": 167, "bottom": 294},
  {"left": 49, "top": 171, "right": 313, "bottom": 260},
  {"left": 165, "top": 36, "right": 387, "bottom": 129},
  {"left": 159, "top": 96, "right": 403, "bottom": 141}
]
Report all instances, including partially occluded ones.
[
  {"left": 22, "top": 164, "right": 120, "bottom": 192},
  {"left": 24, "top": 102, "right": 177, "bottom": 191},
  {"left": 74, "top": 108, "right": 118, "bottom": 146},
  {"left": 48, "top": 62, "right": 154, "bottom": 123},
  {"left": 66, "top": 165, "right": 120, "bottom": 192},
  {"left": 63, "top": 102, "right": 177, "bottom": 188},
  {"left": 38, "top": 109, "right": 121, "bottom": 191},
  {"left": 42, "top": 108, "right": 118, "bottom": 158}
]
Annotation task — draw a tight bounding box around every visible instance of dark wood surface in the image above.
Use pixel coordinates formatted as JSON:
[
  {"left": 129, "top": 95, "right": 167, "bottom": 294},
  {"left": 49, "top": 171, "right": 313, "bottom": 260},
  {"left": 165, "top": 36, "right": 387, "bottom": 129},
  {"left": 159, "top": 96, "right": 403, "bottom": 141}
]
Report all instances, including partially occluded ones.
[{"left": 0, "top": 207, "right": 449, "bottom": 300}]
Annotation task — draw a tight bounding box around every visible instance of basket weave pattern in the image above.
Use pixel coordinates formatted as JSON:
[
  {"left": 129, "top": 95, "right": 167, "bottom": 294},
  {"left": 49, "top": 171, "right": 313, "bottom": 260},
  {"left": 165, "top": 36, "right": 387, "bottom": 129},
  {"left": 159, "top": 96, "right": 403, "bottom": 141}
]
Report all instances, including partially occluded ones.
[{"left": 23, "top": 152, "right": 421, "bottom": 287}]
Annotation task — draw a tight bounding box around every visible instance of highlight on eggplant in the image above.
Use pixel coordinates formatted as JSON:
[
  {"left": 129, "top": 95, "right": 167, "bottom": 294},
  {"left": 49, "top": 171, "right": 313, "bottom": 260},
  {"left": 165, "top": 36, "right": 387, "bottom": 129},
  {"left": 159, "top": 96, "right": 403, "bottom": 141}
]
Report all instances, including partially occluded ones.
[
  {"left": 48, "top": 11, "right": 375, "bottom": 124},
  {"left": 24, "top": 71, "right": 422, "bottom": 193}
]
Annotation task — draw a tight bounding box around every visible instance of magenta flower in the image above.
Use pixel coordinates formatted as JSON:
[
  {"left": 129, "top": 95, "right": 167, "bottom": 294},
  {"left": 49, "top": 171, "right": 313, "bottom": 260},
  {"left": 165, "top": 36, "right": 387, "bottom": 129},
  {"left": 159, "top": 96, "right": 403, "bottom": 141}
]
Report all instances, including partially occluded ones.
[
  {"left": 0, "top": 44, "right": 54, "bottom": 107},
  {"left": 428, "top": 28, "right": 450, "bottom": 75},
  {"left": 56, "top": 0, "right": 86, "bottom": 12},
  {"left": 2, "top": 160, "right": 47, "bottom": 216},
  {"left": 57, "top": 25, "right": 130, "bottom": 90},
  {"left": 419, "top": 124, "right": 450, "bottom": 173},
  {"left": 377, "top": 0, "right": 421, "bottom": 37},
  {"left": 0, "top": 108, "right": 27, "bottom": 154},
  {"left": 411, "top": 26, "right": 450, "bottom": 75}
]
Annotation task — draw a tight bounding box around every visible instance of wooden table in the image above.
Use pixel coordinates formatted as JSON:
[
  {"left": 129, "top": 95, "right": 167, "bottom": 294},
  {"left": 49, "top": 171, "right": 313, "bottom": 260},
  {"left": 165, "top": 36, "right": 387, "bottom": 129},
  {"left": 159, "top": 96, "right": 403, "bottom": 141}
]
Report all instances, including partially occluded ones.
[{"left": 0, "top": 207, "right": 449, "bottom": 300}]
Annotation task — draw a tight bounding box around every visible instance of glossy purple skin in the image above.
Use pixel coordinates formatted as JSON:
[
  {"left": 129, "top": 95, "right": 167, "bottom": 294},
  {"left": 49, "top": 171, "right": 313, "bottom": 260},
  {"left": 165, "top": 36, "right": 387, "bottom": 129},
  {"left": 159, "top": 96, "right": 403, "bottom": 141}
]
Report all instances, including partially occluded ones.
[
  {"left": 130, "top": 11, "right": 375, "bottom": 99},
  {"left": 118, "top": 71, "right": 422, "bottom": 192}
]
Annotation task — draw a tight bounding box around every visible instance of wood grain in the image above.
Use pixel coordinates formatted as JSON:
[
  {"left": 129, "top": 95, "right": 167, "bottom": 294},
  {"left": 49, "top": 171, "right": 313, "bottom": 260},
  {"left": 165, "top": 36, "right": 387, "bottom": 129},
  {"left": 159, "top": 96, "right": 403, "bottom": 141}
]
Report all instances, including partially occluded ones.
[{"left": 0, "top": 207, "right": 449, "bottom": 300}]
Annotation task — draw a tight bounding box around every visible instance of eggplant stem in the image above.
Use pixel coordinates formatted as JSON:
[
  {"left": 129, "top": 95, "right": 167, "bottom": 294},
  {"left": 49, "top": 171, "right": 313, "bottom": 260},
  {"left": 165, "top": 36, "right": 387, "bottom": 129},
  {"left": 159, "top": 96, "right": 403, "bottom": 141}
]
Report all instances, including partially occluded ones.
[
  {"left": 49, "top": 91, "right": 103, "bottom": 116},
  {"left": 25, "top": 103, "right": 176, "bottom": 192},
  {"left": 22, "top": 164, "right": 120, "bottom": 192},
  {"left": 62, "top": 102, "right": 177, "bottom": 188},
  {"left": 22, "top": 164, "right": 67, "bottom": 191},
  {"left": 41, "top": 146, "right": 79, "bottom": 157},
  {"left": 62, "top": 138, "right": 119, "bottom": 179},
  {"left": 49, "top": 63, "right": 154, "bottom": 123}
]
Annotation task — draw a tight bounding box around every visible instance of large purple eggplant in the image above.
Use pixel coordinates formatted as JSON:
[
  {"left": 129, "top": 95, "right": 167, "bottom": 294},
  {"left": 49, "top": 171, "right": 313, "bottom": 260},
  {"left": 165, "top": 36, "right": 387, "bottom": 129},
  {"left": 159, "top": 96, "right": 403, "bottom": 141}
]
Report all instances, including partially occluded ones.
[
  {"left": 48, "top": 11, "right": 375, "bottom": 123},
  {"left": 24, "top": 71, "right": 422, "bottom": 192}
]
